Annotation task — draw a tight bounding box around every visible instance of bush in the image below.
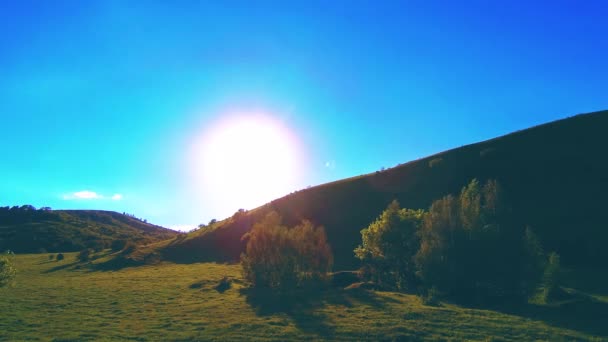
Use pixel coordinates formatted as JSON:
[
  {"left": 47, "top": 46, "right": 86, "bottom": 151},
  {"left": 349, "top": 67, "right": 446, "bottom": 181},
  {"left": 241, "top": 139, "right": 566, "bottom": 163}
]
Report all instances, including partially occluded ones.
[
  {"left": 111, "top": 239, "right": 127, "bottom": 252},
  {"left": 428, "top": 157, "right": 443, "bottom": 169},
  {"left": 0, "top": 253, "right": 16, "bottom": 287},
  {"left": 78, "top": 248, "right": 93, "bottom": 262},
  {"left": 541, "top": 252, "right": 561, "bottom": 302},
  {"left": 214, "top": 276, "right": 232, "bottom": 293},
  {"left": 241, "top": 211, "right": 333, "bottom": 290},
  {"left": 56, "top": 253, "right": 64, "bottom": 261},
  {"left": 143, "top": 252, "right": 161, "bottom": 265},
  {"left": 122, "top": 242, "right": 136, "bottom": 254},
  {"left": 421, "top": 286, "right": 441, "bottom": 306},
  {"left": 48, "top": 254, "right": 54, "bottom": 261}
]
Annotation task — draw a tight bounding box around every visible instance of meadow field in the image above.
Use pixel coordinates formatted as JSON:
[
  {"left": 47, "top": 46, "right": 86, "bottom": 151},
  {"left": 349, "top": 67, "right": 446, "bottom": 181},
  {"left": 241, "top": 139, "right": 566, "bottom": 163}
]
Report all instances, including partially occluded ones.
[{"left": 1, "top": 253, "right": 606, "bottom": 341}]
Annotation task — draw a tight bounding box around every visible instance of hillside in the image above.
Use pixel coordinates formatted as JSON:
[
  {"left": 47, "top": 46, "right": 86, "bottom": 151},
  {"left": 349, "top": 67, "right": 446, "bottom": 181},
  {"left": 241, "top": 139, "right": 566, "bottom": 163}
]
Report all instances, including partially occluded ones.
[
  {"left": 0, "top": 207, "right": 178, "bottom": 253},
  {"left": 158, "top": 109, "right": 608, "bottom": 270}
]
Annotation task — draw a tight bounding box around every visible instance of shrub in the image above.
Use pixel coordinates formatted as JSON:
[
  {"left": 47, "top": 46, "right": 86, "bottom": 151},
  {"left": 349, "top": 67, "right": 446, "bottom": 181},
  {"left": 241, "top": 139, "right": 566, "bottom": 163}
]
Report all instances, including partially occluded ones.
[
  {"left": 241, "top": 211, "right": 333, "bottom": 290},
  {"left": 78, "top": 248, "right": 93, "bottom": 262},
  {"left": 214, "top": 276, "right": 232, "bottom": 293},
  {"left": 48, "top": 254, "right": 54, "bottom": 261},
  {"left": 122, "top": 242, "right": 137, "bottom": 255},
  {"left": 0, "top": 253, "right": 16, "bottom": 287},
  {"left": 428, "top": 157, "right": 443, "bottom": 169},
  {"left": 421, "top": 286, "right": 441, "bottom": 306},
  {"left": 143, "top": 252, "right": 161, "bottom": 265},
  {"left": 56, "top": 253, "right": 64, "bottom": 261},
  {"left": 111, "top": 239, "right": 127, "bottom": 252},
  {"left": 541, "top": 252, "right": 561, "bottom": 302}
]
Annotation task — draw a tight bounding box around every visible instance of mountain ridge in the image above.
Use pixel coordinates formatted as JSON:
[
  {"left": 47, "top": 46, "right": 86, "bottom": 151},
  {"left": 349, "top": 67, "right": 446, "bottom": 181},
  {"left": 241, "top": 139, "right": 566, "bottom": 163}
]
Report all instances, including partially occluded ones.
[{"left": 0, "top": 207, "right": 178, "bottom": 253}]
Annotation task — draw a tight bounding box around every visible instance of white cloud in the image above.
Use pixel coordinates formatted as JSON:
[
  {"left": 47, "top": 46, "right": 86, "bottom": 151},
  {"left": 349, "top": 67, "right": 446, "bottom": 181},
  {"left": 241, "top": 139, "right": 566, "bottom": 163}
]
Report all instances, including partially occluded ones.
[
  {"left": 169, "top": 224, "right": 196, "bottom": 232},
  {"left": 62, "top": 190, "right": 102, "bottom": 200},
  {"left": 111, "top": 194, "right": 123, "bottom": 201},
  {"left": 325, "top": 160, "right": 336, "bottom": 170}
]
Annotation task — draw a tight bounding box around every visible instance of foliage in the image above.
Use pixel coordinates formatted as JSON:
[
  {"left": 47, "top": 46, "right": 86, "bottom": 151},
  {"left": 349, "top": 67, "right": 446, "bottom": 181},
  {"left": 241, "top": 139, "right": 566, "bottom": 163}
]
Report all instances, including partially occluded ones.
[
  {"left": 214, "top": 276, "right": 232, "bottom": 293},
  {"left": 78, "top": 248, "right": 93, "bottom": 262},
  {"left": 415, "top": 179, "right": 544, "bottom": 300},
  {"left": 355, "top": 179, "right": 546, "bottom": 301},
  {"left": 56, "top": 253, "right": 64, "bottom": 261},
  {"left": 241, "top": 211, "right": 333, "bottom": 289},
  {"left": 542, "top": 252, "right": 561, "bottom": 302},
  {"left": 111, "top": 239, "right": 127, "bottom": 251},
  {"left": 0, "top": 252, "right": 16, "bottom": 287},
  {"left": 355, "top": 200, "right": 424, "bottom": 290},
  {"left": 428, "top": 157, "right": 443, "bottom": 169},
  {"left": 122, "top": 241, "right": 137, "bottom": 254}
]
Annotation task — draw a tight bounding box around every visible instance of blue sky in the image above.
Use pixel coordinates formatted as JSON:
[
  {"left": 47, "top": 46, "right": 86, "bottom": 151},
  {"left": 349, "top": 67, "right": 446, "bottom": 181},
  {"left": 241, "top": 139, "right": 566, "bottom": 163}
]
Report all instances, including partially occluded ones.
[{"left": 1, "top": 1, "right": 607, "bottom": 229}]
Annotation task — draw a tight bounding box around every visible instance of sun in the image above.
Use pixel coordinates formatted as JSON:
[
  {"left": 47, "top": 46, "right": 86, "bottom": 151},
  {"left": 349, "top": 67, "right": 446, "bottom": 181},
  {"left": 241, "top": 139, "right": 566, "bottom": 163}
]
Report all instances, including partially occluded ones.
[{"left": 191, "top": 112, "right": 304, "bottom": 216}]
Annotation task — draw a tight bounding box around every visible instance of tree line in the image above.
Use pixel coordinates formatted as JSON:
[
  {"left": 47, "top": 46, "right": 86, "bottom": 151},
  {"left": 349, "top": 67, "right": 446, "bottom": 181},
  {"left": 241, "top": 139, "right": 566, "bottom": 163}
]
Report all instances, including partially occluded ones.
[
  {"left": 355, "top": 179, "right": 559, "bottom": 302},
  {"left": 239, "top": 178, "right": 560, "bottom": 303}
]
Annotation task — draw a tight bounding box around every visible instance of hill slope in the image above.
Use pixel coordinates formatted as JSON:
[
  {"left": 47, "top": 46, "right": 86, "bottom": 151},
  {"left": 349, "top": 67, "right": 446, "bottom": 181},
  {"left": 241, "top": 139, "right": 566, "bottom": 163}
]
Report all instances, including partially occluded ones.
[
  {"left": 0, "top": 207, "right": 178, "bottom": 253},
  {"left": 164, "top": 110, "right": 608, "bottom": 269}
]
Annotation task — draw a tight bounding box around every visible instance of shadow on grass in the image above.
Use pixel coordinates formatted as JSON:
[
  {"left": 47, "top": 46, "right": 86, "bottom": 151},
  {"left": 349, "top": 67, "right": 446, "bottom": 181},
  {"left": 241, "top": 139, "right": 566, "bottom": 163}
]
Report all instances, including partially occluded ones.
[
  {"left": 42, "top": 261, "right": 79, "bottom": 273},
  {"left": 240, "top": 286, "right": 393, "bottom": 338},
  {"left": 89, "top": 255, "right": 140, "bottom": 271},
  {"left": 459, "top": 289, "right": 608, "bottom": 338}
]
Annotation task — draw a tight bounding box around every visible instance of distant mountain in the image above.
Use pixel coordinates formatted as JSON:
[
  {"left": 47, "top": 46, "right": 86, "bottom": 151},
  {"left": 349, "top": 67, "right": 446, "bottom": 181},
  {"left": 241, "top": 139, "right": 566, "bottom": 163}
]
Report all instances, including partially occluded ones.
[
  {"left": 157, "top": 109, "right": 608, "bottom": 270},
  {"left": 0, "top": 207, "right": 178, "bottom": 253}
]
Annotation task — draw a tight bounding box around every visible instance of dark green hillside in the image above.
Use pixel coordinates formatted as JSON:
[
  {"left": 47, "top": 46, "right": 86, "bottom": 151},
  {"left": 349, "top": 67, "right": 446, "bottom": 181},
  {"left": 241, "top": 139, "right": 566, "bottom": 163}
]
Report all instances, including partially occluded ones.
[
  {"left": 164, "top": 110, "right": 608, "bottom": 270},
  {"left": 0, "top": 206, "right": 178, "bottom": 253}
]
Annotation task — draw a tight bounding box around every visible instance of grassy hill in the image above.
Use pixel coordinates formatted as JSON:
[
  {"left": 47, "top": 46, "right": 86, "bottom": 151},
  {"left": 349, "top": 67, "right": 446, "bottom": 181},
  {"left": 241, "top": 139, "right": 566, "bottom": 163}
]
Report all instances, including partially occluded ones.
[
  {"left": 159, "top": 109, "right": 608, "bottom": 270},
  {"left": 0, "top": 207, "right": 178, "bottom": 253},
  {"left": 2, "top": 253, "right": 605, "bottom": 341}
]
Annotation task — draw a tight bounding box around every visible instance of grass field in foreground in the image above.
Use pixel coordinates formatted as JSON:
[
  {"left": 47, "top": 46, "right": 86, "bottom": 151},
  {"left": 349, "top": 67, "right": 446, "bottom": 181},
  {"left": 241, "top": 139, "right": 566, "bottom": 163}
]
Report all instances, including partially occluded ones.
[{"left": 1, "top": 253, "right": 606, "bottom": 341}]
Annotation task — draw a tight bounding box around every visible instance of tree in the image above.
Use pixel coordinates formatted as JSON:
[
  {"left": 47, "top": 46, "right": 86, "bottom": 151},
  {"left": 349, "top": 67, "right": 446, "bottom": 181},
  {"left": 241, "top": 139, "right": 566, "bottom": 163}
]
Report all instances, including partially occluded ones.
[
  {"left": 415, "top": 179, "right": 544, "bottom": 300},
  {"left": 542, "top": 252, "right": 561, "bottom": 302},
  {"left": 241, "top": 211, "right": 333, "bottom": 289},
  {"left": 78, "top": 248, "right": 92, "bottom": 262},
  {"left": 0, "top": 252, "right": 16, "bottom": 287},
  {"left": 355, "top": 200, "right": 425, "bottom": 290}
]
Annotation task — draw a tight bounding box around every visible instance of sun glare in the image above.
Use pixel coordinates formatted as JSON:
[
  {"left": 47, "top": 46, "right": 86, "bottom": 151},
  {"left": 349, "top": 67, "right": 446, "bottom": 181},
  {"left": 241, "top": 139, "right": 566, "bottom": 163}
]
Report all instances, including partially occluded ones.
[{"left": 191, "top": 112, "right": 304, "bottom": 216}]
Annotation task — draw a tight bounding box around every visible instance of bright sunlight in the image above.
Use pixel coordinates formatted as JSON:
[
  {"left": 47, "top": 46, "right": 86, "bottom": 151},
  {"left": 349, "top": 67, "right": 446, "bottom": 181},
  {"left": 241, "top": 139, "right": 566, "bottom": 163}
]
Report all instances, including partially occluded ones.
[{"left": 191, "top": 112, "right": 304, "bottom": 216}]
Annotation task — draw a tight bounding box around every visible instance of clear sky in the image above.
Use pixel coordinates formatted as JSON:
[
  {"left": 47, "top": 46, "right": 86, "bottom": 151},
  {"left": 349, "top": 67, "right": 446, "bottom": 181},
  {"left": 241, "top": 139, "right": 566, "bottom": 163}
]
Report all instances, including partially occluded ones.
[{"left": 1, "top": 1, "right": 607, "bottom": 230}]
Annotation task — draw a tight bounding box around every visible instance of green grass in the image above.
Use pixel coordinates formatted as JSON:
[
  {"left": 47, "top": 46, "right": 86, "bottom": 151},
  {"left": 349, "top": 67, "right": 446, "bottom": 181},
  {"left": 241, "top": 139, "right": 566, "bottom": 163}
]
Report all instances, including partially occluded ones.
[{"left": 1, "top": 253, "right": 606, "bottom": 341}]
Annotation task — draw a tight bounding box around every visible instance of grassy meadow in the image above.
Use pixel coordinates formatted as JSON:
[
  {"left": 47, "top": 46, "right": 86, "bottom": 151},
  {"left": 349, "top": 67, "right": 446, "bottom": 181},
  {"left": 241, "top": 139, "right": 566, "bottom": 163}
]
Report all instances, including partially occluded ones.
[{"left": 1, "top": 253, "right": 606, "bottom": 341}]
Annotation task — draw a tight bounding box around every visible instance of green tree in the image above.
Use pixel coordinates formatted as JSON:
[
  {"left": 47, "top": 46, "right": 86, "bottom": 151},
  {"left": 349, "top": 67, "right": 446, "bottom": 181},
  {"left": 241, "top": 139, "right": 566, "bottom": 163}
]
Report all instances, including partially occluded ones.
[
  {"left": 0, "top": 252, "right": 16, "bottom": 287},
  {"left": 542, "top": 252, "right": 561, "bottom": 302},
  {"left": 78, "top": 248, "right": 92, "bottom": 262},
  {"left": 415, "top": 179, "right": 544, "bottom": 300},
  {"left": 355, "top": 200, "right": 425, "bottom": 290}
]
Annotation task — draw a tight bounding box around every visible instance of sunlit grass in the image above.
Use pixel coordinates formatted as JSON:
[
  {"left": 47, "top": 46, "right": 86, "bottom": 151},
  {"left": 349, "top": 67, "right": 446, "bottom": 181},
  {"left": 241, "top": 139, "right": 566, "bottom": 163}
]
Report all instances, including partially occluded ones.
[{"left": 0, "top": 253, "right": 604, "bottom": 341}]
